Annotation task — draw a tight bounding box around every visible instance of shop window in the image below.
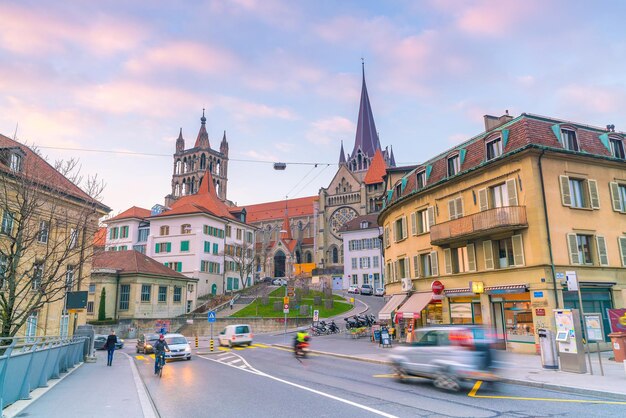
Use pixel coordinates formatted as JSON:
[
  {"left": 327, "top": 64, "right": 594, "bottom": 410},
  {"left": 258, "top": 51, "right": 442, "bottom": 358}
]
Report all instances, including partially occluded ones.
[{"left": 503, "top": 299, "right": 535, "bottom": 344}]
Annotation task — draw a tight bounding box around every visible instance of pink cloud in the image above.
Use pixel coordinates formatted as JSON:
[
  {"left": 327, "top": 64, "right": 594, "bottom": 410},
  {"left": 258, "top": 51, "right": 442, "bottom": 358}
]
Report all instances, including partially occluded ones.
[
  {"left": 216, "top": 96, "right": 298, "bottom": 121},
  {"left": 558, "top": 85, "right": 626, "bottom": 114},
  {"left": 306, "top": 116, "right": 355, "bottom": 145}
]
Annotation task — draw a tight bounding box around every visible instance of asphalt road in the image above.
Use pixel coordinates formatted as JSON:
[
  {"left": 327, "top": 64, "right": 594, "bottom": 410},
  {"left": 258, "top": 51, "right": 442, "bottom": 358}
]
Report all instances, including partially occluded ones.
[{"left": 123, "top": 337, "right": 626, "bottom": 418}]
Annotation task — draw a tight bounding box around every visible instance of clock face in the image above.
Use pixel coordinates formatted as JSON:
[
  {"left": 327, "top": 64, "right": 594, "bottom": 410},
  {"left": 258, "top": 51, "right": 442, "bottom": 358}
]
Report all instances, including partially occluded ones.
[{"left": 329, "top": 207, "right": 359, "bottom": 238}]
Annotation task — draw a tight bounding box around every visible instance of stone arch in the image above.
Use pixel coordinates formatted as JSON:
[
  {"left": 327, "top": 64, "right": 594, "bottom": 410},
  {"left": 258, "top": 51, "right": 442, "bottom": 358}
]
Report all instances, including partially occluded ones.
[
  {"left": 305, "top": 251, "right": 312, "bottom": 263},
  {"left": 175, "top": 159, "right": 182, "bottom": 175},
  {"left": 200, "top": 154, "right": 207, "bottom": 170},
  {"left": 329, "top": 245, "right": 339, "bottom": 264},
  {"left": 274, "top": 250, "right": 286, "bottom": 277}
]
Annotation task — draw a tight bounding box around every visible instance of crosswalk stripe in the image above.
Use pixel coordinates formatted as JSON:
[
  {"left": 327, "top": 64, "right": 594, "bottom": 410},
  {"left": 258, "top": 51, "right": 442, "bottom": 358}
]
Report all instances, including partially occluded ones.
[{"left": 136, "top": 355, "right": 145, "bottom": 360}]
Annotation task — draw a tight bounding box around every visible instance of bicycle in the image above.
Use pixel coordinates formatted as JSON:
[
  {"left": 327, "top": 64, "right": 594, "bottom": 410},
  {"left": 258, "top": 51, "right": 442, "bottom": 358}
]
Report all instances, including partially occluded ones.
[{"left": 155, "top": 352, "right": 166, "bottom": 377}]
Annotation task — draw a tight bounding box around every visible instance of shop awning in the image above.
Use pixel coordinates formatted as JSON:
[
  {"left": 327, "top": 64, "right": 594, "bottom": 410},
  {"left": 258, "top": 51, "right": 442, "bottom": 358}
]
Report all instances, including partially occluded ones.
[
  {"left": 378, "top": 294, "right": 408, "bottom": 320},
  {"left": 444, "top": 288, "right": 474, "bottom": 297},
  {"left": 396, "top": 292, "right": 433, "bottom": 319},
  {"left": 485, "top": 284, "right": 527, "bottom": 295}
]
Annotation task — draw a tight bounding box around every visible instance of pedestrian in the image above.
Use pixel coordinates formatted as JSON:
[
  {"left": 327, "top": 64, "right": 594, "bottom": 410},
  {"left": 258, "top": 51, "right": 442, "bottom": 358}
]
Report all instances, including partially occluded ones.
[
  {"left": 105, "top": 329, "right": 118, "bottom": 366},
  {"left": 229, "top": 298, "right": 234, "bottom": 310}
]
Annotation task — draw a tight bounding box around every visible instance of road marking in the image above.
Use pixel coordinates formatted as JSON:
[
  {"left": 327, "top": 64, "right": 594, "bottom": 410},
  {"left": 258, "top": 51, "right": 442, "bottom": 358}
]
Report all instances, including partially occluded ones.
[
  {"left": 136, "top": 355, "right": 145, "bottom": 360},
  {"left": 252, "top": 343, "right": 269, "bottom": 348},
  {"left": 468, "top": 380, "right": 626, "bottom": 405},
  {"left": 373, "top": 373, "right": 422, "bottom": 380}
]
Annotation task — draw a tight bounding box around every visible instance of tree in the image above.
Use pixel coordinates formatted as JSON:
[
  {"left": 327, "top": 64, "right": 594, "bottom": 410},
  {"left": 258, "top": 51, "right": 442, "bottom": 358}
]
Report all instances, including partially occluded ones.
[
  {"left": 98, "top": 287, "right": 106, "bottom": 321},
  {"left": 223, "top": 235, "right": 256, "bottom": 292},
  {"left": 0, "top": 137, "right": 109, "bottom": 338}
]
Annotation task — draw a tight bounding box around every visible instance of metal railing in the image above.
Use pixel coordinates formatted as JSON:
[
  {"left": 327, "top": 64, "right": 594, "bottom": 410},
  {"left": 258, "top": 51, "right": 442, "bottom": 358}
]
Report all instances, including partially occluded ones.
[
  {"left": 430, "top": 206, "right": 528, "bottom": 245},
  {"left": 0, "top": 336, "right": 87, "bottom": 411}
]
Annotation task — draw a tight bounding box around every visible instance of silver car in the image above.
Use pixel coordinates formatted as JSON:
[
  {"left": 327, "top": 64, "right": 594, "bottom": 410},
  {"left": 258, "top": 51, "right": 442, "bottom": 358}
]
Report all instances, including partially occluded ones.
[
  {"left": 163, "top": 334, "right": 192, "bottom": 361},
  {"left": 388, "top": 326, "right": 499, "bottom": 391}
]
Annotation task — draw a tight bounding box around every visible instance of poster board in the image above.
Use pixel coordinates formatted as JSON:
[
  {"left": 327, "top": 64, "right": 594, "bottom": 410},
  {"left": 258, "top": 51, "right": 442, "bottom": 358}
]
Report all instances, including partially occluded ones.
[
  {"left": 583, "top": 313, "right": 604, "bottom": 342},
  {"left": 380, "top": 329, "right": 391, "bottom": 347}
]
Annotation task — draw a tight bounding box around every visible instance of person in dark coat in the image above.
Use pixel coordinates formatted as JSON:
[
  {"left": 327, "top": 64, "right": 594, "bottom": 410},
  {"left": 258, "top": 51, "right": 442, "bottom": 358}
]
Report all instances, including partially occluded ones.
[{"left": 105, "top": 330, "right": 118, "bottom": 366}]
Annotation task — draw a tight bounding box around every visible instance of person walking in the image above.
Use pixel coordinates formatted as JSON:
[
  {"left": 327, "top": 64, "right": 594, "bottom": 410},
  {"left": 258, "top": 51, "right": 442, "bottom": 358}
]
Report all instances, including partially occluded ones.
[
  {"left": 104, "top": 330, "right": 118, "bottom": 366},
  {"left": 229, "top": 298, "right": 234, "bottom": 310}
]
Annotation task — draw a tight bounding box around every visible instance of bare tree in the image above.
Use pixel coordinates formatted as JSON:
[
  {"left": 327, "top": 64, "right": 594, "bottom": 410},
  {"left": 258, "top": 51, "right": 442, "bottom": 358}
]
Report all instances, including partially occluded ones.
[
  {"left": 0, "top": 141, "right": 108, "bottom": 339},
  {"left": 223, "top": 238, "right": 256, "bottom": 292}
]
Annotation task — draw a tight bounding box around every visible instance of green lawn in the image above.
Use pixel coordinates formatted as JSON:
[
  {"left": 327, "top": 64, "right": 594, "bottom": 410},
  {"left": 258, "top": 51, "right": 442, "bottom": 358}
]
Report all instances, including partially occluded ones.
[
  {"left": 231, "top": 294, "right": 353, "bottom": 318},
  {"left": 267, "top": 287, "right": 344, "bottom": 300}
]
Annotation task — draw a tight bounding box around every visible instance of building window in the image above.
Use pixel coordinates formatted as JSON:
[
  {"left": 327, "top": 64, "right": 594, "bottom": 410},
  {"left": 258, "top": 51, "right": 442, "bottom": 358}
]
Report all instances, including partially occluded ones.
[
  {"left": 359, "top": 257, "right": 370, "bottom": 269},
  {"left": 447, "top": 155, "right": 460, "bottom": 177},
  {"left": 87, "top": 301, "right": 94, "bottom": 314},
  {"left": 331, "top": 246, "right": 338, "bottom": 264},
  {"left": 0, "top": 255, "right": 6, "bottom": 289},
  {"left": 416, "top": 170, "right": 426, "bottom": 189},
  {"left": 138, "top": 228, "right": 149, "bottom": 242},
  {"left": 60, "top": 313, "right": 69, "bottom": 338},
  {"left": 448, "top": 197, "right": 464, "bottom": 220},
  {"left": 109, "top": 227, "right": 119, "bottom": 240},
  {"left": 180, "top": 240, "right": 190, "bottom": 252},
  {"left": 213, "top": 243, "right": 219, "bottom": 254},
  {"left": 236, "top": 228, "right": 242, "bottom": 240},
  {"left": 65, "top": 265, "right": 74, "bottom": 291},
  {"left": 165, "top": 262, "right": 182, "bottom": 272},
  {"left": 351, "top": 258, "right": 357, "bottom": 269},
  {"left": 397, "top": 257, "right": 407, "bottom": 278},
  {"left": 141, "top": 284, "right": 151, "bottom": 302},
  {"left": 119, "top": 245, "right": 127, "bottom": 251},
  {"left": 160, "top": 226, "right": 170, "bottom": 236},
  {"left": 486, "top": 137, "right": 503, "bottom": 160},
  {"left": 567, "top": 234, "right": 594, "bottom": 265},
  {"left": 394, "top": 217, "right": 407, "bottom": 242},
  {"left": 68, "top": 228, "right": 78, "bottom": 249},
  {"left": 88, "top": 283, "right": 96, "bottom": 294},
  {"left": 181, "top": 224, "right": 192, "bottom": 234},
  {"left": 119, "top": 285, "right": 130, "bottom": 310},
  {"left": 560, "top": 176, "right": 599, "bottom": 209},
  {"left": 561, "top": 129, "right": 579, "bottom": 151},
  {"left": 569, "top": 179, "right": 586, "bottom": 208},
  {"left": 363, "top": 274, "right": 369, "bottom": 284},
  {"left": 609, "top": 137, "right": 625, "bottom": 159},
  {"left": 186, "top": 300, "right": 192, "bottom": 313},
  {"left": 496, "top": 238, "right": 515, "bottom": 268},
  {"left": 187, "top": 284, "right": 194, "bottom": 293},
  {"left": 26, "top": 311, "right": 38, "bottom": 340},
  {"left": 120, "top": 226, "right": 129, "bottom": 238},
  {"left": 491, "top": 183, "right": 509, "bottom": 208},
  {"left": 158, "top": 286, "right": 167, "bottom": 303},
  {"left": 352, "top": 274, "right": 358, "bottom": 285},
  {"left": 155, "top": 242, "right": 171, "bottom": 253},
  {"left": 173, "top": 286, "right": 182, "bottom": 303},
  {"left": 373, "top": 256, "right": 379, "bottom": 268},
  {"left": 1, "top": 211, "right": 14, "bottom": 235},
  {"left": 32, "top": 262, "right": 43, "bottom": 290},
  {"left": 225, "top": 225, "right": 232, "bottom": 237},
  {"left": 610, "top": 182, "right": 626, "bottom": 212},
  {"left": 38, "top": 220, "right": 49, "bottom": 243},
  {"left": 133, "top": 244, "right": 146, "bottom": 254},
  {"left": 417, "top": 208, "right": 431, "bottom": 234},
  {"left": 9, "top": 153, "right": 22, "bottom": 172}
]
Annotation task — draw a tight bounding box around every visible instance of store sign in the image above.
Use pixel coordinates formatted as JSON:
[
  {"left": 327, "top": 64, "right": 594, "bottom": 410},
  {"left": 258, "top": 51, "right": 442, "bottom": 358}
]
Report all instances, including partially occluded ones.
[
  {"left": 533, "top": 291, "right": 544, "bottom": 298},
  {"left": 608, "top": 309, "right": 626, "bottom": 333},
  {"left": 431, "top": 280, "right": 444, "bottom": 295},
  {"left": 450, "top": 303, "right": 472, "bottom": 319},
  {"left": 470, "top": 281, "right": 484, "bottom": 294},
  {"left": 535, "top": 308, "right": 546, "bottom": 316}
]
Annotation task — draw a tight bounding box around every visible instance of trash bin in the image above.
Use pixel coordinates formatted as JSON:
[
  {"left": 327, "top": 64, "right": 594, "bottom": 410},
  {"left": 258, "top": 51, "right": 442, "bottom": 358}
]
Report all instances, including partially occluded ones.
[
  {"left": 537, "top": 328, "right": 558, "bottom": 369},
  {"left": 608, "top": 332, "right": 626, "bottom": 362}
]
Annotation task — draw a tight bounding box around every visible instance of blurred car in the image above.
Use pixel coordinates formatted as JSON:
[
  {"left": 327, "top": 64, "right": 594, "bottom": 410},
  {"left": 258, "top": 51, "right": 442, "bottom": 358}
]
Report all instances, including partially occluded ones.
[
  {"left": 136, "top": 333, "right": 159, "bottom": 354},
  {"left": 163, "top": 333, "right": 192, "bottom": 361},
  {"left": 374, "top": 287, "right": 385, "bottom": 297},
  {"left": 262, "top": 277, "right": 273, "bottom": 284},
  {"left": 94, "top": 334, "right": 124, "bottom": 350},
  {"left": 347, "top": 286, "right": 360, "bottom": 294},
  {"left": 218, "top": 324, "right": 253, "bottom": 348},
  {"left": 272, "top": 278, "right": 287, "bottom": 286},
  {"left": 360, "top": 284, "right": 373, "bottom": 295},
  {"left": 388, "top": 326, "right": 499, "bottom": 391}
]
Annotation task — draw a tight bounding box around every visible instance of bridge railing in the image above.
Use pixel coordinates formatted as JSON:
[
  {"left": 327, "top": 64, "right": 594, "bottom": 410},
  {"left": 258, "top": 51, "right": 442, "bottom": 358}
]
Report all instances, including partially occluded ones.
[{"left": 0, "top": 335, "right": 87, "bottom": 411}]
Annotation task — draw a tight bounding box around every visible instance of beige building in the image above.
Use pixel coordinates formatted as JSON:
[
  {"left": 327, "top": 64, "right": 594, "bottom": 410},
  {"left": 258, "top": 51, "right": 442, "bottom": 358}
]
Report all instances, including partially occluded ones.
[
  {"left": 89, "top": 250, "right": 198, "bottom": 320},
  {"left": 379, "top": 112, "right": 626, "bottom": 353}
]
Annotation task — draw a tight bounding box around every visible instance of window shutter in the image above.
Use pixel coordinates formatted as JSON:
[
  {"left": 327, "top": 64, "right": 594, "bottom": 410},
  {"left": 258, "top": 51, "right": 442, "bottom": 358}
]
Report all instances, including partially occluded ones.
[
  {"left": 427, "top": 206, "right": 435, "bottom": 227},
  {"left": 506, "top": 179, "right": 518, "bottom": 206},
  {"left": 502, "top": 129, "right": 509, "bottom": 148},
  {"left": 467, "top": 243, "right": 476, "bottom": 271},
  {"left": 610, "top": 182, "right": 623, "bottom": 212},
  {"left": 430, "top": 251, "right": 439, "bottom": 276},
  {"left": 411, "top": 212, "right": 417, "bottom": 236},
  {"left": 483, "top": 240, "right": 494, "bottom": 270},
  {"left": 426, "top": 165, "right": 433, "bottom": 180},
  {"left": 595, "top": 236, "right": 609, "bottom": 266},
  {"left": 459, "top": 148, "right": 467, "bottom": 165},
  {"left": 455, "top": 197, "right": 464, "bottom": 218},
  {"left": 567, "top": 233, "right": 580, "bottom": 265},
  {"left": 413, "top": 255, "right": 420, "bottom": 278},
  {"left": 598, "top": 133, "right": 611, "bottom": 152},
  {"left": 155, "top": 243, "right": 160, "bottom": 254},
  {"left": 166, "top": 242, "right": 171, "bottom": 253},
  {"left": 587, "top": 180, "right": 600, "bottom": 209},
  {"left": 443, "top": 249, "right": 452, "bottom": 275},
  {"left": 392, "top": 222, "right": 397, "bottom": 242},
  {"left": 394, "top": 260, "right": 399, "bottom": 281},
  {"left": 559, "top": 175, "right": 572, "bottom": 206},
  {"left": 478, "top": 188, "right": 488, "bottom": 211},
  {"left": 619, "top": 237, "right": 626, "bottom": 267},
  {"left": 448, "top": 199, "right": 456, "bottom": 220},
  {"left": 551, "top": 124, "right": 562, "bottom": 144},
  {"left": 404, "top": 258, "right": 410, "bottom": 278},
  {"left": 511, "top": 234, "right": 525, "bottom": 266},
  {"left": 402, "top": 216, "right": 408, "bottom": 239}
]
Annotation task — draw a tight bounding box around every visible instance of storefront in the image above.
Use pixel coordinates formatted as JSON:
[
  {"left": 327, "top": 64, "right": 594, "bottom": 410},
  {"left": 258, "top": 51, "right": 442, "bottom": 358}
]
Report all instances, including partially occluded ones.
[
  {"left": 378, "top": 294, "right": 408, "bottom": 324},
  {"left": 445, "top": 289, "right": 483, "bottom": 325},
  {"left": 563, "top": 284, "right": 614, "bottom": 343},
  {"left": 395, "top": 292, "right": 435, "bottom": 342}
]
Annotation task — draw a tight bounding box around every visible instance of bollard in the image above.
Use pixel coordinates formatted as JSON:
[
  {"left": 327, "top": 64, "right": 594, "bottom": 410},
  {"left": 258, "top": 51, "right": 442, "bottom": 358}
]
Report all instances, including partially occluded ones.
[
  {"left": 195, "top": 336, "right": 198, "bottom": 348},
  {"left": 210, "top": 339, "right": 214, "bottom": 352}
]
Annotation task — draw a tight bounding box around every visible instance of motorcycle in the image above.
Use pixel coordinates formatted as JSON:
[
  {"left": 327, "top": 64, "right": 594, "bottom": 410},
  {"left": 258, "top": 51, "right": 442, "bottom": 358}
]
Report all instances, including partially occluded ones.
[{"left": 295, "top": 337, "right": 310, "bottom": 358}]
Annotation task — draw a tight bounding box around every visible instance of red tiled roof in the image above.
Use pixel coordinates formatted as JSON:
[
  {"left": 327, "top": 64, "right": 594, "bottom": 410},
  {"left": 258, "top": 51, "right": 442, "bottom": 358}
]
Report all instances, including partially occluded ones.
[
  {"left": 0, "top": 134, "right": 110, "bottom": 212},
  {"left": 93, "top": 227, "right": 107, "bottom": 247},
  {"left": 92, "top": 250, "right": 192, "bottom": 279},
  {"left": 364, "top": 149, "right": 387, "bottom": 184},
  {"left": 154, "top": 170, "right": 236, "bottom": 220},
  {"left": 106, "top": 206, "right": 151, "bottom": 222},
  {"left": 243, "top": 196, "right": 317, "bottom": 223}
]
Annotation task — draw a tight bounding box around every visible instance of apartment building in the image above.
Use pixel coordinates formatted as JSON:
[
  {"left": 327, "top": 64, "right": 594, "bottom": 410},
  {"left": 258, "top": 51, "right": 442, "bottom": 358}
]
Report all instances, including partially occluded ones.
[
  {"left": 379, "top": 112, "right": 626, "bottom": 353},
  {"left": 339, "top": 214, "right": 384, "bottom": 290}
]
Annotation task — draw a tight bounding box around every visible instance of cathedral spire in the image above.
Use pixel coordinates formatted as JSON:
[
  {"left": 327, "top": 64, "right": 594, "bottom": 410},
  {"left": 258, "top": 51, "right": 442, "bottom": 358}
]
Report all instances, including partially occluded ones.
[
  {"left": 338, "top": 140, "right": 346, "bottom": 164},
  {"left": 351, "top": 61, "right": 381, "bottom": 159},
  {"left": 220, "top": 130, "right": 229, "bottom": 154},
  {"left": 389, "top": 145, "right": 396, "bottom": 167},
  {"left": 176, "top": 128, "right": 185, "bottom": 153},
  {"left": 195, "top": 108, "right": 210, "bottom": 148}
]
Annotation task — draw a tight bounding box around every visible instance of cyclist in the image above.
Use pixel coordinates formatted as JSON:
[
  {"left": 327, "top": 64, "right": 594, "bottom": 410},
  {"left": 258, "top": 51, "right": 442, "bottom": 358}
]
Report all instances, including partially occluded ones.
[
  {"left": 154, "top": 334, "right": 169, "bottom": 375},
  {"left": 294, "top": 330, "right": 310, "bottom": 356}
]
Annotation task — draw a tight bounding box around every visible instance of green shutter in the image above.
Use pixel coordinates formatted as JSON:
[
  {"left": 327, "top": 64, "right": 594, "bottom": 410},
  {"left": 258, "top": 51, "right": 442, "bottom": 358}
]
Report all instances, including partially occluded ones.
[
  {"left": 426, "top": 165, "right": 433, "bottom": 180},
  {"left": 181, "top": 240, "right": 189, "bottom": 251},
  {"left": 598, "top": 133, "right": 611, "bottom": 152},
  {"left": 501, "top": 129, "right": 509, "bottom": 149},
  {"left": 401, "top": 177, "right": 407, "bottom": 193},
  {"left": 166, "top": 242, "right": 171, "bottom": 253},
  {"left": 387, "top": 190, "right": 393, "bottom": 202},
  {"left": 176, "top": 262, "right": 182, "bottom": 272},
  {"left": 551, "top": 124, "right": 562, "bottom": 144},
  {"left": 155, "top": 243, "right": 160, "bottom": 253},
  {"left": 459, "top": 148, "right": 467, "bottom": 165}
]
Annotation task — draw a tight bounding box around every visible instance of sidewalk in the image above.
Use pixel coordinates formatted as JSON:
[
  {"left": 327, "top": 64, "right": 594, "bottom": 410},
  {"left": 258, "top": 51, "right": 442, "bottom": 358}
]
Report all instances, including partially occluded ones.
[
  {"left": 267, "top": 331, "right": 626, "bottom": 400},
  {"left": 3, "top": 351, "right": 155, "bottom": 418}
]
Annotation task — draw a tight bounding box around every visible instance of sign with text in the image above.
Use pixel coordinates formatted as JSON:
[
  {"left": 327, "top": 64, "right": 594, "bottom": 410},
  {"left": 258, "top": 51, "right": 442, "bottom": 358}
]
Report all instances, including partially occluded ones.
[
  {"left": 283, "top": 304, "right": 289, "bottom": 314},
  {"left": 608, "top": 309, "right": 626, "bottom": 333},
  {"left": 584, "top": 313, "right": 604, "bottom": 342},
  {"left": 313, "top": 310, "right": 319, "bottom": 322}
]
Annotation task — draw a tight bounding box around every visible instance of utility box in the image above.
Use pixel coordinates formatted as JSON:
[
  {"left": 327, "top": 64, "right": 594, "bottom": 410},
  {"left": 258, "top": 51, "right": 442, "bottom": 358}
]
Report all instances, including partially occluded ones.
[
  {"left": 554, "top": 309, "right": 587, "bottom": 373},
  {"left": 537, "top": 328, "right": 558, "bottom": 369}
]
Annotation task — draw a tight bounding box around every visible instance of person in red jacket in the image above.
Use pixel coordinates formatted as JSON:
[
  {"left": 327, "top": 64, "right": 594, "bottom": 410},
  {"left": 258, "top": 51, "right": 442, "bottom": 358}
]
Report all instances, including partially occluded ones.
[{"left": 104, "top": 330, "right": 118, "bottom": 366}]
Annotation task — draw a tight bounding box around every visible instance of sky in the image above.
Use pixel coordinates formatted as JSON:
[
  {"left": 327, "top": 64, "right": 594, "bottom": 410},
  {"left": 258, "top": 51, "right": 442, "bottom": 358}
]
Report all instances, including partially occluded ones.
[{"left": 1, "top": 0, "right": 625, "bottom": 218}]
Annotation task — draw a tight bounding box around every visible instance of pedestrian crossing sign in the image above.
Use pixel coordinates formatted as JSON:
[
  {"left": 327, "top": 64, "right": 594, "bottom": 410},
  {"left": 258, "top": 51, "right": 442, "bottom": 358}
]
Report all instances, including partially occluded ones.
[{"left": 208, "top": 311, "right": 216, "bottom": 322}]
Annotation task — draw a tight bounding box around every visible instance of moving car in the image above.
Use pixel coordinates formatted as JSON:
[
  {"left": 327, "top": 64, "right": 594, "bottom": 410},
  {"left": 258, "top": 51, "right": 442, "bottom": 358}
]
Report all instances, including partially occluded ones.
[
  {"left": 218, "top": 324, "right": 253, "bottom": 348},
  {"left": 360, "top": 284, "right": 373, "bottom": 295},
  {"left": 374, "top": 287, "right": 385, "bottom": 297},
  {"left": 272, "top": 278, "right": 287, "bottom": 286},
  {"left": 388, "top": 326, "right": 499, "bottom": 391},
  {"left": 163, "top": 333, "right": 192, "bottom": 361},
  {"left": 136, "top": 333, "right": 159, "bottom": 354},
  {"left": 347, "top": 285, "right": 360, "bottom": 294},
  {"left": 94, "top": 334, "right": 124, "bottom": 350}
]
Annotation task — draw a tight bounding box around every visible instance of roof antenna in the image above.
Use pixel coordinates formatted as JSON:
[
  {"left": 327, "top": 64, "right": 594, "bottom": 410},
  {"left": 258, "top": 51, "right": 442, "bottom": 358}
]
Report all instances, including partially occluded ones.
[{"left": 13, "top": 122, "right": 18, "bottom": 140}]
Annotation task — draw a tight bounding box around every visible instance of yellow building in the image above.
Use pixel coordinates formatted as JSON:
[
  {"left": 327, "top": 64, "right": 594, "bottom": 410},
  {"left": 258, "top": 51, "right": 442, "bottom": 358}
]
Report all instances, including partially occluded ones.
[{"left": 379, "top": 113, "right": 626, "bottom": 353}]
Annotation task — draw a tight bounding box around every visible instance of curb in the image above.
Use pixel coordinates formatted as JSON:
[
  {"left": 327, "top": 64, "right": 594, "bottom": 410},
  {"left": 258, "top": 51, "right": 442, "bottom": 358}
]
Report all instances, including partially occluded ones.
[{"left": 271, "top": 344, "right": 393, "bottom": 366}]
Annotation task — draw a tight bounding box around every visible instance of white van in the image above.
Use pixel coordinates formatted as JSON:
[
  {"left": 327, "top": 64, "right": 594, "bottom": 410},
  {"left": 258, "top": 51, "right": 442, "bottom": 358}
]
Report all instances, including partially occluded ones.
[{"left": 218, "top": 324, "right": 253, "bottom": 348}]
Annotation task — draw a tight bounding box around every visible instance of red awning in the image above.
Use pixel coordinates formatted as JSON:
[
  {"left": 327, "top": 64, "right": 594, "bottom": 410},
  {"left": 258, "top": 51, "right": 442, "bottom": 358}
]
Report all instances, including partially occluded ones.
[{"left": 396, "top": 293, "right": 433, "bottom": 319}]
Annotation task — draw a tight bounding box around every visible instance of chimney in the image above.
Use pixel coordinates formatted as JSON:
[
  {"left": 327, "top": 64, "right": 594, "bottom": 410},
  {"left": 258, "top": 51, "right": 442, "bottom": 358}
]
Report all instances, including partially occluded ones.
[{"left": 484, "top": 110, "right": 513, "bottom": 131}]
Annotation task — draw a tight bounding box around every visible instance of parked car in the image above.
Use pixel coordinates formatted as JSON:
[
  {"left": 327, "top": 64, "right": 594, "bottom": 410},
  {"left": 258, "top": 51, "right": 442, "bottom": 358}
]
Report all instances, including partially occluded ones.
[
  {"left": 374, "top": 287, "right": 385, "bottom": 297},
  {"left": 360, "top": 284, "right": 373, "bottom": 295},
  {"left": 262, "top": 277, "right": 273, "bottom": 284},
  {"left": 347, "top": 285, "right": 360, "bottom": 294},
  {"left": 272, "top": 278, "right": 287, "bottom": 286},
  {"left": 136, "top": 333, "right": 160, "bottom": 354},
  {"left": 94, "top": 334, "right": 124, "bottom": 350},
  {"left": 388, "top": 326, "right": 499, "bottom": 391},
  {"left": 163, "top": 333, "right": 192, "bottom": 361},
  {"left": 218, "top": 324, "right": 253, "bottom": 348}
]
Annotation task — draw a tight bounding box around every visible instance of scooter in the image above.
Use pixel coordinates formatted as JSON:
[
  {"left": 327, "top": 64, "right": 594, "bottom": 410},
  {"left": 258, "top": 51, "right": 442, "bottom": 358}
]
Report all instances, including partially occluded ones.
[{"left": 295, "top": 337, "right": 310, "bottom": 358}]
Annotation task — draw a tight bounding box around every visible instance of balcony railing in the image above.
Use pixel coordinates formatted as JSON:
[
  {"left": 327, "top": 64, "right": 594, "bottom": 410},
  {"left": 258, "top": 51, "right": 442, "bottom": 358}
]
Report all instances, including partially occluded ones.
[{"left": 430, "top": 206, "right": 527, "bottom": 245}]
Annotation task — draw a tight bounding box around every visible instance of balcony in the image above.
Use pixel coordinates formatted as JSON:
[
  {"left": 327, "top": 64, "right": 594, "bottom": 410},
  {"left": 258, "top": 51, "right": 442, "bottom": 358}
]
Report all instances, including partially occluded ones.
[{"left": 430, "top": 206, "right": 528, "bottom": 246}]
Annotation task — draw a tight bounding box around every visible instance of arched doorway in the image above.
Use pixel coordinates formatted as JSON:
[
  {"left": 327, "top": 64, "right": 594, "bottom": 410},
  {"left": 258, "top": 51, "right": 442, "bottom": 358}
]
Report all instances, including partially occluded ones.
[
  {"left": 274, "top": 250, "right": 286, "bottom": 278},
  {"left": 295, "top": 250, "right": 301, "bottom": 264},
  {"left": 211, "top": 284, "right": 217, "bottom": 295}
]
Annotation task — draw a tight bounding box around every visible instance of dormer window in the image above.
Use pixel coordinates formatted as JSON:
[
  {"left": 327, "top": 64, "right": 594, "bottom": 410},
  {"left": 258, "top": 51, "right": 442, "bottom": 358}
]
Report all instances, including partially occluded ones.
[
  {"left": 395, "top": 183, "right": 402, "bottom": 197},
  {"left": 9, "top": 153, "right": 22, "bottom": 172},
  {"left": 360, "top": 221, "right": 369, "bottom": 229},
  {"left": 561, "top": 129, "right": 579, "bottom": 151},
  {"left": 447, "top": 154, "right": 460, "bottom": 177},
  {"left": 416, "top": 170, "right": 426, "bottom": 189},
  {"left": 486, "top": 137, "right": 503, "bottom": 160},
  {"left": 609, "top": 136, "right": 625, "bottom": 159}
]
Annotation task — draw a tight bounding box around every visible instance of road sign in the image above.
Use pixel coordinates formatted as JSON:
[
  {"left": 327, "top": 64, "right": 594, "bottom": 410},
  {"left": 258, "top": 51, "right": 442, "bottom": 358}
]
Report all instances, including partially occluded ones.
[
  {"left": 566, "top": 271, "right": 578, "bottom": 291},
  {"left": 207, "top": 311, "right": 216, "bottom": 322},
  {"left": 313, "top": 310, "right": 319, "bottom": 322},
  {"left": 283, "top": 297, "right": 290, "bottom": 304},
  {"left": 283, "top": 303, "right": 289, "bottom": 314},
  {"left": 287, "top": 286, "right": 295, "bottom": 297}
]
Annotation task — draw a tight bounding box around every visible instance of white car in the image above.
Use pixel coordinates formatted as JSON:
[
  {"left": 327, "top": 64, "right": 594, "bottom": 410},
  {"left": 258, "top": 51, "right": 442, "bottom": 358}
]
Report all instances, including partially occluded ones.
[
  {"left": 347, "top": 286, "right": 360, "bottom": 294},
  {"left": 374, "top": 287, "right": 385, "bottom": 297},
  {"left": 163, "top": 334, "right": 192, "bottom": 361},
  {"left": 272, "top": 278, "right": 287, "bottom": 286}
]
